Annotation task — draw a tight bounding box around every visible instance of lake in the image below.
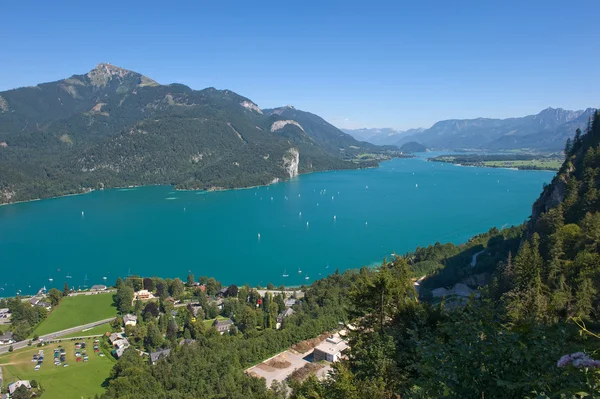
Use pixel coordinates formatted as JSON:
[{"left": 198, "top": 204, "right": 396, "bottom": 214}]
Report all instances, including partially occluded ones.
[{"left": 0, "top": 156, "right": 553, "bottom": 296}]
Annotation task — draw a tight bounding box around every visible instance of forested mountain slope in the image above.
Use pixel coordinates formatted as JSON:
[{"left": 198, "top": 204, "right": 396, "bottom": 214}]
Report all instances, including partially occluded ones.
[{"left": 0, "top": 64, "right": 386, "bottom": 204}]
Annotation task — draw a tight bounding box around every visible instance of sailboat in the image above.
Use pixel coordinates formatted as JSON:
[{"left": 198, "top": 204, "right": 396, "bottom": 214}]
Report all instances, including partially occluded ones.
[
  {"left": 298, "top": 268, "right": 302, "bottom": 274},
  {"left": 282, "top": 269, "right": 289, "bottom": 278},
  {"left": 48, "top": 275, "right": 53, "bottom": 282},
  {"left": 66, "top": 272, "right": 72, "bottom": 279}
]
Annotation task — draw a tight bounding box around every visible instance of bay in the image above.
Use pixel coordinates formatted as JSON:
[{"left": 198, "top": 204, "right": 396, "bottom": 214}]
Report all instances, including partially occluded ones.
[{"left": 0, "top": 156, "right": 553, "bottom": 296}]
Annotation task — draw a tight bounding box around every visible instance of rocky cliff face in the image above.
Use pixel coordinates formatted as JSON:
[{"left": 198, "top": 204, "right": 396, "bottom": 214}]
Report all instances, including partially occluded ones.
[{"left": 282, "top": 148, "right": 299, "bottom": 178}]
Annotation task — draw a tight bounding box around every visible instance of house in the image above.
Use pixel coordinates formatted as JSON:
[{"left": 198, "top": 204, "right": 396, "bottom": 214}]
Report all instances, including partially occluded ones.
[
  {"left": 114, "top": 346, "right": 128, "bottom": 358},
  {"left": 134, "top": 289, "right": 154, "bottom": 301},
  {"left": 211, "top": 298, "right": 224, "bottom": 310},
  {"left": 149, "top": 348, "right": 171, "bottom": 365},
  {"left": 29, "top": 297, "right": 40, "bottom": 306},
  {"left": 284, "top": 298, "right": 297, "bottom": 308},
  {"left": 8, "top": 380, "right": 31, "bottom": 395},
  {"left": 111, "top": 337, "right": 130, "bottom": 359},
  {"left": 109, "top": 332, "right": 124, "bottom": 344},
  {"left": 123, "top": 314, "right": 138, "bottom": 326},
  {"left": 35, "top": 301, "right": 52, "bottom": 310},
  {"left": 189, "top": 303, "right": 202, "bottom": 317},
  {"left": 313, "top": 334, "right": 348, "bottom": 362},
  {"left": 0, "top": 331, "right": 14, "bottom": 345},
  {"left": 216, "top": 287, "right": 228, "bottom": 297},
  {"left": 213, "top": 318, "right": 234, "bottom": 334},
  {"left": 276, "top": 308, "right": 295, "bottom": 329},
  {"left": 196, "top": 284, "right": 206, "bottom": 292},
  {"left": 90, "top": 284, "right": 107, "bottom": 292}
]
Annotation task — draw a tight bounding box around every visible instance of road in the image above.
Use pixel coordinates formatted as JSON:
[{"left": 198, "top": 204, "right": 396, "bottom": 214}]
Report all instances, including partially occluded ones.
[
  {"left": 0, "top": 317, "right": 115, "bottom": 354},
  {"left": 471, "top": 250, "right": 485, "bottom": 267}
]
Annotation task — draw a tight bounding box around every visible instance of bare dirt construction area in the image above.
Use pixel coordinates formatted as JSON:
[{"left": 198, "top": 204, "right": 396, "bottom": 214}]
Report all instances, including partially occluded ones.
[
  {"left": 288, "top": 362, "right": 324, "bottom": 383},
  {"left": 291, "top": 332, "right": 331, "bottom": 353},
  {"left": 247, "top": 350, "right": 310, "bottom": 387}
]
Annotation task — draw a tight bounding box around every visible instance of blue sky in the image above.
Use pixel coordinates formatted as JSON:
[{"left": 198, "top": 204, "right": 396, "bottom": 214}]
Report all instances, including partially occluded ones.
[{"left": 1, "top": 0, "right": 597, "bottom": 130}]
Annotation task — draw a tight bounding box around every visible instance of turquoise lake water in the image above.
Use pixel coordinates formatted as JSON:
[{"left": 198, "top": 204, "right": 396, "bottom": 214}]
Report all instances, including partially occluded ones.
[{"left": 0, "top": 156, "right": 553, "bottom": 296}]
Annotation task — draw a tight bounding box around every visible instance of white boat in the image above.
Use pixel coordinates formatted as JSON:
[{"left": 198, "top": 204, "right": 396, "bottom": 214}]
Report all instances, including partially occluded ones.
[
  {"left": 257, "top": 233, "right": 261, "bottom": 239},
  {"left": 333, "top": 215, "right": 336, "bottom": 220},
  {"left": 298, "top": 268, "right": 302, "bottom": 274},
  {"left": 305, "top": 276, "right": 309, "bottom": 280},
  {"left": 282, "top": 269, "right": 289, "bottom": 278}
]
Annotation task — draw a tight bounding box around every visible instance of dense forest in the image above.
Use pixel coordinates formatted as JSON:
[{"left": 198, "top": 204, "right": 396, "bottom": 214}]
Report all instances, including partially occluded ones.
[
  {"left": 99, "top": 271, "right": 356, "bottom": 399},
  {"left": 0, "top": 64, "right": 395, "bottom": 204}
]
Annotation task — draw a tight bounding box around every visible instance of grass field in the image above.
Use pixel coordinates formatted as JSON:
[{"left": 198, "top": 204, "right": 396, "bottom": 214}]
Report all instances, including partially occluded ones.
[
  {"left": 0, "top": 340, "right": 114, "bottom": 399},
  {"left": 483, "top": 159, "right": 562, "bottom": 170},
  {"left": 32, "top": 294, "right": 116, "bottom": 337},
  {"left": 60, "top": 323, "right": 112, "bottom": 339},
  {"left": 203, "top": 315, "right": 228, "bottom": 328}
]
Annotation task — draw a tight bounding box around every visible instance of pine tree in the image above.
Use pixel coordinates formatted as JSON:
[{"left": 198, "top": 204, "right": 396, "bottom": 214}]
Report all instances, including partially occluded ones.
[
  {"left": 575, "top": 277, "right": 596, "bottom": 317},
  {"left": 513, "top": 240, "right": 532, "bottom": 292},
  {"left": 574, "top": 128, "right": 582, "bottom": 150},
  {"left": 565, "top": 137, "right": 573, "bottom": 157}
]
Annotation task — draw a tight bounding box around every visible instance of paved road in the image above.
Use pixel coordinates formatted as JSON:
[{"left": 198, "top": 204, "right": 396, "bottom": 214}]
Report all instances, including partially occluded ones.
[{"left": 0, "top": 317, "right": 115, "bottom": 354}]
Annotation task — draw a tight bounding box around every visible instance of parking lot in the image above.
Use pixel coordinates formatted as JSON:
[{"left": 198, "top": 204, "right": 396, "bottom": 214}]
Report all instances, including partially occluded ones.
[{"left": 246, "top": 350, "right": 310, "bottom": 387}]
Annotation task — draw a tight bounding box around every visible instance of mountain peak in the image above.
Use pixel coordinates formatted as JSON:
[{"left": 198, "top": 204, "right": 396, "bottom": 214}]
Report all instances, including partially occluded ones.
[{"left": 87, "top": 63, "right": 159, "bottom": 87}]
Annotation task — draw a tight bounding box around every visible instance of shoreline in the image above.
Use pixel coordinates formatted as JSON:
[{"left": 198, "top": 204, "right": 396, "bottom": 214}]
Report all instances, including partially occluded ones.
[
  {"left": 427, "top": 158, "right": 559, "bottom": 173},
  {"left": 0, "top": 159, "right": 395, "bottom": 207}
]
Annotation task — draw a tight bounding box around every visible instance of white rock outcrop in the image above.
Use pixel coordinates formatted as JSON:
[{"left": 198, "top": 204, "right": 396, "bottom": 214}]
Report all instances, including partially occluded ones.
[
  {"left": 282, "top": 148, "right": 300, "bottom": 178},
  {"left": 271, "top": 120, "right": 305, "bottom": 133},
  {"left": 431, "top": 283, "right": 479, "bottom": 298},
  {"left": 0, "top": 96, "right": 9, "bottom": 112},
  {"left": 240, "top": 101, "right": 263, "bottom": 114}
]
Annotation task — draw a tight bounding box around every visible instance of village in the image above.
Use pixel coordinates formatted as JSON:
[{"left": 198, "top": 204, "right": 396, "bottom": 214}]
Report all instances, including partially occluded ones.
[{"left": 0, "top": 276, "right": 350, "bottom": 398}]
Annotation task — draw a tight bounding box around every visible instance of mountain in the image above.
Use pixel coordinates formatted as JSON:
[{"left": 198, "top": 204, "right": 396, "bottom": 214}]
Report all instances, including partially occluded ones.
[
  {"left": 342, "top": 127, "right": 425, "bottom": 146},
  {"left": 396, "top": 107, "right": 596, "bottom": 151},
  {"left": 0, "top": 64, "right": 388, "bottom": 204},
  {"left": 398, "top": 141, "right": 427, "bottom": 153},
  {"left": 263, "top": 106, "right": 381, "bottom": 154}
]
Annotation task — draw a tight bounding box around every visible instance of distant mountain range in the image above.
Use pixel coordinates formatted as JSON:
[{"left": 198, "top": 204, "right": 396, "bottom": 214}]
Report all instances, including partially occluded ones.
[
  {"left": 342, "top": 127, "right": 425, "bottom": 146},
  {"left": 345, "top": 107, "right": 596, "bottom": 151},
  {"left": 0, "top": 64, "right": 385, "bottom": 204}
]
